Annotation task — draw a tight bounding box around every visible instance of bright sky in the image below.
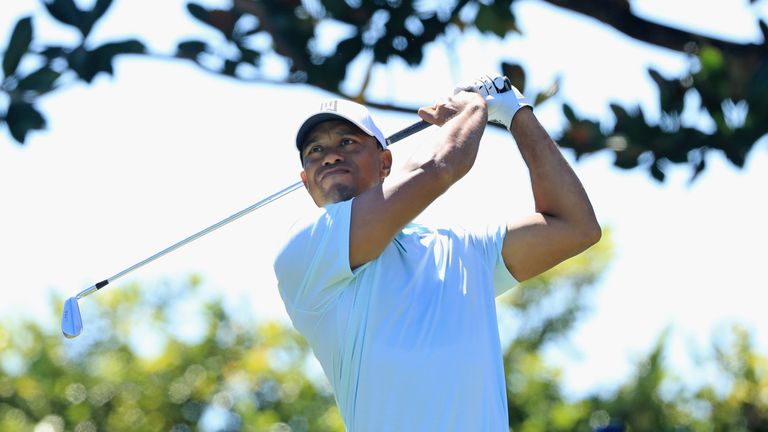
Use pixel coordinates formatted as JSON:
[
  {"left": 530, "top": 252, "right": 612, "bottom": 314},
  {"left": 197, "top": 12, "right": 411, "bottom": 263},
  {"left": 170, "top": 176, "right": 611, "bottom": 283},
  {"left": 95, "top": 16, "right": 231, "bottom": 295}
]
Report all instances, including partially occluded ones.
[{"left": 1, "top": 0, "right": 767, "bottom": 399}]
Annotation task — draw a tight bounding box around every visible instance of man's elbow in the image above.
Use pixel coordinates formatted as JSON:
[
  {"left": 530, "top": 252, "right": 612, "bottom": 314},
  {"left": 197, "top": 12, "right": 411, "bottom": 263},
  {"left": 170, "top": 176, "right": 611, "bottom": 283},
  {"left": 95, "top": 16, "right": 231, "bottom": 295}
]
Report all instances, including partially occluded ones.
[
  {"left": 578, "top": 219, "right": 602, "bottom": 250},
  {"left": 560, "top": 215, "right": 601, "bottom": 255}
]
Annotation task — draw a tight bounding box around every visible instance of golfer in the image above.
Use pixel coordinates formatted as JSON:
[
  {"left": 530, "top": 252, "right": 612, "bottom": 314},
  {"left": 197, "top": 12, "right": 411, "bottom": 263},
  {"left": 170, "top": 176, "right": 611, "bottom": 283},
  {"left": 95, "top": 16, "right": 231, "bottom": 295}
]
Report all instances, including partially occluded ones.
[{"left": 273, "top": 74, "right": 601, "bottom": 431}]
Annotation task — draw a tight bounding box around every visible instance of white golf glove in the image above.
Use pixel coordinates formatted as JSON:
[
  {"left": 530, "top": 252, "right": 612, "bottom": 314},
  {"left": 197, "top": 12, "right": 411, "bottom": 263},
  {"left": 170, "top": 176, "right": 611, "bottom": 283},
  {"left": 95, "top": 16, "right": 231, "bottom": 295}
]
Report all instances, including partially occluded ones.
[{"left": 455, "top": 74, "right": 531, "bottom": 130}]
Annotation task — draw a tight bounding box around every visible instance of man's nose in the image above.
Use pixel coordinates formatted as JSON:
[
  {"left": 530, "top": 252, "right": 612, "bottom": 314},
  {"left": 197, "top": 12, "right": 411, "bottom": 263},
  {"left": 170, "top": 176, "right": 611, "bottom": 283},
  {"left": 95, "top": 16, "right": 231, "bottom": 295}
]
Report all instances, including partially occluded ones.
[{"left": 322, "top": 149, "right": 344, "bottom": 166}]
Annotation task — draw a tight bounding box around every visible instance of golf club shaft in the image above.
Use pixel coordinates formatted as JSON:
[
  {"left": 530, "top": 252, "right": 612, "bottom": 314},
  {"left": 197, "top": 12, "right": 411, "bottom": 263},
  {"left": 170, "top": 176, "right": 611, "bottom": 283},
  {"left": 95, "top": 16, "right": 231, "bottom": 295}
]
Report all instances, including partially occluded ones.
[
  {"left": 75, "top": 181, "right": 303, "bottom": 300},
  {"left": 385, "top": 119, "right": 430, "bottom": 145},
  {"left": 74, "top": 119, "right": 430, "bottom": 300}
]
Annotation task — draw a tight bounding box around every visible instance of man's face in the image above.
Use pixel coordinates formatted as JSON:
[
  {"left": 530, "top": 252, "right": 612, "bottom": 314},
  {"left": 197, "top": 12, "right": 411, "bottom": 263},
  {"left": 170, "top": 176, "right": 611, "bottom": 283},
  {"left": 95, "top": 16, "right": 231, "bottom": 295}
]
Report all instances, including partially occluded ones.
[{"left": 300, "top": 120, "right": 392, "bottom": 207}]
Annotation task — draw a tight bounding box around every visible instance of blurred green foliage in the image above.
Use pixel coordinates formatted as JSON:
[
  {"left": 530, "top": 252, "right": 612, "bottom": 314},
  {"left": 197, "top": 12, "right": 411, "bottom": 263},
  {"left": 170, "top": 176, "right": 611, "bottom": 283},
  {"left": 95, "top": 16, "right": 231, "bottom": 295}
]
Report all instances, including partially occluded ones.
[
  {"left": 3, "top": 232, "right": 768, "bottom": 430},
  {"left": 2, "top": 1, "right": 766, "bottom": 181},
  {"left": 0, "top": 276, "right": 343, "bottom": 432}
]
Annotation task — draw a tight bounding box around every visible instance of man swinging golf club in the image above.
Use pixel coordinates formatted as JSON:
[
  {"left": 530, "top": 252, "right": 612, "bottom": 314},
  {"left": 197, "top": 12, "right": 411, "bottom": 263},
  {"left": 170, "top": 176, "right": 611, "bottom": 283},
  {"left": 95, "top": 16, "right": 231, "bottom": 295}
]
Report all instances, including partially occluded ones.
[{"left": 273, "top": 73, "right": 601, "bottom": 431}]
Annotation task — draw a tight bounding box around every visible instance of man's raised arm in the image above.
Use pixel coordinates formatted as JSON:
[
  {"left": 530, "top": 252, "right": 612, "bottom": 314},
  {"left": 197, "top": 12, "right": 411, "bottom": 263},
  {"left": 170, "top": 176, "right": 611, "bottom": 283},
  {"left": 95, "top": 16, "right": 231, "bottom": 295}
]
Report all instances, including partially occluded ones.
[
  {"left": 502, "top": 107, "right": 601, "bottom": 281},
  {"left": 464, "top": 75, "right": 601, "bottom": 282},
  {"left": 349, "top": 91, "right": 488, "bottom": 269}
]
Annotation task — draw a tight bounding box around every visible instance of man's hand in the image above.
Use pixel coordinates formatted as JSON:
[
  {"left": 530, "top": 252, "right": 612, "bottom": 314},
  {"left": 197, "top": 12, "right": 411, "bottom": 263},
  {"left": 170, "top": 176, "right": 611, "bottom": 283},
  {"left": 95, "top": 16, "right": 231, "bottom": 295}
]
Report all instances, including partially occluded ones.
[
  {"left": 417, "top": 91, "right": 487, "bottom": 127},
  {"left": 454, "top": 74, "right": 510, "bottom": 96},
  {"left": 455, "top": 74, "right": 531, "bottom": 130}
]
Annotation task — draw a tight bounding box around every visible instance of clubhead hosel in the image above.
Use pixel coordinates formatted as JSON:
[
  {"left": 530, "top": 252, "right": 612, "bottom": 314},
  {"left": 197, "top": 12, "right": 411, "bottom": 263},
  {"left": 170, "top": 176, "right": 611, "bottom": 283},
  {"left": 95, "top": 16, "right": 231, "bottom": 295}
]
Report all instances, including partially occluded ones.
[{"left": 76, "top": 280, "right": 106, "bottom": 299}]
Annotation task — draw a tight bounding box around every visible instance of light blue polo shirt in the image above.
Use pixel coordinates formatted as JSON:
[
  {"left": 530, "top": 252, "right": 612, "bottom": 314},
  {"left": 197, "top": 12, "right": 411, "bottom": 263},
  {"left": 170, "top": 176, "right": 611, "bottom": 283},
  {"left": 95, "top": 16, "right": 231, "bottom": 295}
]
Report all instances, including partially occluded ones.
[{"left": 273, "top": 199, "right": 517, "bottom": 431}]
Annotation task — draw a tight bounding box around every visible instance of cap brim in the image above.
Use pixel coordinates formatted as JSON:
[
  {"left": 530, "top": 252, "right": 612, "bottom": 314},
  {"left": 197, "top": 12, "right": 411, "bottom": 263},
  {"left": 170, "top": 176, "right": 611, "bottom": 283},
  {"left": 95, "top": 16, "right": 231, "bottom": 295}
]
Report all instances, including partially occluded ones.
[{"left": 295, "top": 113, "right": 350, "bottom": 152}]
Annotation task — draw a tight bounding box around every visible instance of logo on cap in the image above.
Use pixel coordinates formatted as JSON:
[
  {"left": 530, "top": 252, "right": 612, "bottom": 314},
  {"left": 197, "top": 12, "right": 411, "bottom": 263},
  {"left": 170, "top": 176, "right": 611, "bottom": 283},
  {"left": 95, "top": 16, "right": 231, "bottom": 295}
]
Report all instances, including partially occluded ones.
[{"left": 319, "top": 100, "right": 338, "bottom": 112}]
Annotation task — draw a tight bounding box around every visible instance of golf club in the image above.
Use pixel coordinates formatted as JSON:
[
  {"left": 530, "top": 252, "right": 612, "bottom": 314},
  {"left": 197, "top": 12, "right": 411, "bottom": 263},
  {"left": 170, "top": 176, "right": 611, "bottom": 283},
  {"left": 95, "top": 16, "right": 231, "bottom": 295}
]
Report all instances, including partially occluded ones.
[{"left": 62, "top": 118, "right": 431, "bottom": 338}]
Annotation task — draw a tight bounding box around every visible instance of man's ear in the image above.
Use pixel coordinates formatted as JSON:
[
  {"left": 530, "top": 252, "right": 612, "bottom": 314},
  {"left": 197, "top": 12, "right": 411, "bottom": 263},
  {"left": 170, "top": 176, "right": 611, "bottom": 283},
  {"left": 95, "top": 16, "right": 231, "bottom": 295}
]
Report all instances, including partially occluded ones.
[
  {"left": 379, "top": 149, "right": 393, "bottom": 180},
  {"left": 300, "top": 170, "right": 309, "bottom": 189}
]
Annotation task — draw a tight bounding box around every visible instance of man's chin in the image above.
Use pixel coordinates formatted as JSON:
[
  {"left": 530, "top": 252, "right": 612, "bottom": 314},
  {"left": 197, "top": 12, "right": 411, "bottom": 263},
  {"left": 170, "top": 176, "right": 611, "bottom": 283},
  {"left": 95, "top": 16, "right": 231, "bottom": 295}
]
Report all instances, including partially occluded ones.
[{"left": 321, "top": 184, "right": 358, "bottom": 205}]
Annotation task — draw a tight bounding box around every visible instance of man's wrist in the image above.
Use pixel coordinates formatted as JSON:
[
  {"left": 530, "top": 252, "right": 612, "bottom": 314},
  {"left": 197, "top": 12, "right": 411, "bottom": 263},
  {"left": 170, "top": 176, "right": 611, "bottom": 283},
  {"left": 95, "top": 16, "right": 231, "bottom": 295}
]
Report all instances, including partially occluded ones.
[{"left": 509, "top": 105, "right": 534, "bottom": 129}]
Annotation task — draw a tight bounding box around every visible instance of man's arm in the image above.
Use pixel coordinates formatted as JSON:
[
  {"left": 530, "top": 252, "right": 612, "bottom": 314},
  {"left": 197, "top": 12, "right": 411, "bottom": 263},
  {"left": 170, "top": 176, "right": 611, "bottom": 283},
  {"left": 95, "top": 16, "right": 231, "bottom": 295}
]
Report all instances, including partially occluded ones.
[
  {"left": 502, "top": 108, "right": 602, "bottom": 281},
  {"left": 349, "top": 92, "right": 487, "bottom": 269}
]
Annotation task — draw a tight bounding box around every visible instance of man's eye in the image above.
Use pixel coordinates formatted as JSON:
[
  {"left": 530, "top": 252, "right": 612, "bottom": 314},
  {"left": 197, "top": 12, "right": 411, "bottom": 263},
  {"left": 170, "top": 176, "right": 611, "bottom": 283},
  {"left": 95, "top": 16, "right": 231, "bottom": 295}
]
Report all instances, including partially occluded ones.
[
  {"left": 308, "top": 145, "right": 323, "bottom": 153},
  {"left": 340, "top": 138, "right": 354, "bottom": 146}
]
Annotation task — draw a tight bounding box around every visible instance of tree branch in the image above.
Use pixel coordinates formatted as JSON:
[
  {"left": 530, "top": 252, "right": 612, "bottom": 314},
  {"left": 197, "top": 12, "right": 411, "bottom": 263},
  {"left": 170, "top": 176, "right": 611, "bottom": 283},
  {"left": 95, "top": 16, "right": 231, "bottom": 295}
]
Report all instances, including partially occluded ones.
[{"left": 539, "top": 0, "right": 765, "bottom": 55}]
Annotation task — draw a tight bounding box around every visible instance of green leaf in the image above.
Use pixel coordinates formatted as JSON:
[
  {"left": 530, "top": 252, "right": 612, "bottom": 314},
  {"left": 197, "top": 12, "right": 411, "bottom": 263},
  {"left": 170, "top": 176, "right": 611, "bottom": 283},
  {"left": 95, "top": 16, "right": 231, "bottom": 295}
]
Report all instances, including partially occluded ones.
[
  {"left": 90, "top": 0, "right": 113, "bottom": 23},
  {"left": 222, "top": 59, "right": 238, "bottom": 76},
  {"left": 78, "top": 0, "right": 114, "bottom": 38},
  {"left": 610, "top": 103, "right": 631, "bottom": 124},
  {"left": 330, "top": 35, "right": 362, "bottom": 78},
  {"left": 2, "top": 16, "right": 33, "bottom": 78},
  {"left": 336, "top": 35, "right": 363, "bottom": 62},
  {"left": 723, "top": 141, "right": 747, "bottom": 167},
  {"left": 208, "top": 10, "right": 238, "bottom": 39},
  {"left": 562, "top": 103, "right": 577, "bottom": 123},
  {"left": 474, "top": 3, "right": 517, "bottom": 37},
  {"left": 187, "top": 3, "right": 210, "bottom": 25},
  {"left": 70, "top": 40, "right": 145, "bottom": 82},
  {"left": 43, "top": 0, "right": 84, "bottom": 34},
  {"left": 372, "top": 36, "right": 392, "bottom": 64},
  {"left": 185, "top": 3, "right": 238, "bottom": 39},
  {"left": 101, "top": 40, "right": 146, "bottom": 55},
  {"left": 176, "top": 40, "right": 208, "bottom": 60},
  {"left": 90, "top": 39, "right": 145, "bottom": 74},
  {"left": 475, "top": 6, "right": 506, "bottom": 37},
  {"left": 648, "top": 67, "right": 685, "bottom": 114},
  {"left": 650, "top": 160, "right": 666, "bottom": 181},
  {"left": 6, "top": 101, "right": 46, "bottom": 144},
  {"left": 40, "top": 46, "right": 67, "bottom": 61},
  {"left": 502, "top": 62, "right": 526, "bottom": 94},
  {"left": 17, "top": 66, "right": 61, "bottom": 93},
  {"left": 534, "top": 76, "right": 560, "bottom": 106},
  {"left": 613, "top": 148, "right": 640, "bottom": 169},
  {"left": 238, "top": 46, "right": 260, "bottom": 65}
]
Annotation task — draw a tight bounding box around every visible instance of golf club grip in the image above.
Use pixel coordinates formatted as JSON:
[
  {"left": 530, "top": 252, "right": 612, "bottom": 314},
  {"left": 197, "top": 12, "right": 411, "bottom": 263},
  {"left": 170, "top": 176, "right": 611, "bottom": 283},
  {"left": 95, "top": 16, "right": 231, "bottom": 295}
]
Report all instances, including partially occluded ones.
[{"left": 386, "top": 120, "right": 430, "bottom": 145}]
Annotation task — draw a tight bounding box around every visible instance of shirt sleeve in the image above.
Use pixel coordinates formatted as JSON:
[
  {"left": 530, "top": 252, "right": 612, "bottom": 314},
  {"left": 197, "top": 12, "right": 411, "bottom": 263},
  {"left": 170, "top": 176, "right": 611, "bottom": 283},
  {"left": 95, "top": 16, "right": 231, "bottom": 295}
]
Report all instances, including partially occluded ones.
[
  {"left": 469, "top": 224, "right": 518, "bottom": 298},
  {"left": 273, "top": 199, "right": 354, "bottom": 312}
]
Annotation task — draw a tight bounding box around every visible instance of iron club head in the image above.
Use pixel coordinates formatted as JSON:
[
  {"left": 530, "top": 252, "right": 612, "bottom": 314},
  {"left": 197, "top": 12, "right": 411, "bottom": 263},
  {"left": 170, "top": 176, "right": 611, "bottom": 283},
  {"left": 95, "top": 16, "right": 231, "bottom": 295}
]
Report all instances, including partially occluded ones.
[{"left": 62, "top": 297, "right": 83, "bottom": 339}]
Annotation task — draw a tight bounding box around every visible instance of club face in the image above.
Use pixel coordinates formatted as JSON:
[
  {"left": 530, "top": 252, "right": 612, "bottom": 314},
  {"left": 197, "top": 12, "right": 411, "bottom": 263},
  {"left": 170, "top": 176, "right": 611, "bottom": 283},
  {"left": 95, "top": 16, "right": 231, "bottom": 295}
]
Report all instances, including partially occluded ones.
[{"left": 62, "top": 297, "right": 83, "bottom": 338}]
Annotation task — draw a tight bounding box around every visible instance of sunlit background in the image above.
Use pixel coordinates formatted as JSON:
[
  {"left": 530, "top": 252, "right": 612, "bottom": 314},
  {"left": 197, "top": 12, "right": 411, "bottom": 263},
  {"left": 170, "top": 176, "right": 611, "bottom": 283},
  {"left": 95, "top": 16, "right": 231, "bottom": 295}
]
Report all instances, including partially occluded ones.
[{"left": 1, "top": 0, "right": 767, "bottom": 430}]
